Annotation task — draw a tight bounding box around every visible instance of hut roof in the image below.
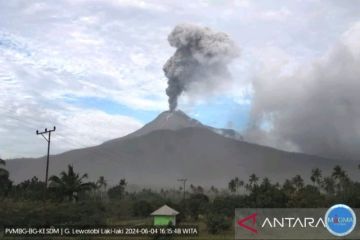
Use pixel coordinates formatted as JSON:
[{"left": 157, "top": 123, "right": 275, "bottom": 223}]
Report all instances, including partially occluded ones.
[{"left": 150, "top": 205, "right": 179, "bottom": 216}]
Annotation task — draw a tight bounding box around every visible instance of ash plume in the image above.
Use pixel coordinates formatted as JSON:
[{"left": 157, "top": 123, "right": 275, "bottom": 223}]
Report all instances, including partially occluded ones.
[
  {"left": 245, "top": 22, "right": 360, "bottom": 161},
  {"left": 163, "top": 24, "right": 238, "bottom": 111}
]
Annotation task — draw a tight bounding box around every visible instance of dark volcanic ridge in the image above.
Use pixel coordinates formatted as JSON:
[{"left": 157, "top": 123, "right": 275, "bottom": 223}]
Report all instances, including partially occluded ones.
[{"left": 5, "top": 110, "right": 358, "bottom": 187}]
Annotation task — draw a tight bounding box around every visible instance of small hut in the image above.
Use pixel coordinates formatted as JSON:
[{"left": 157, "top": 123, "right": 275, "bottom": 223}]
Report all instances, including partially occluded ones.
[{"left": 150, "top": 205, "right": 179, "bottom": 226}]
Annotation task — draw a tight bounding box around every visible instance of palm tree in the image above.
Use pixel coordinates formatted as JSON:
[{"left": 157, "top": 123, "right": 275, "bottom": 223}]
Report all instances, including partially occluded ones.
[
  {"left": 209, "top": 185, "right": 219, "bottom": 195},
  {"left": 282, "top": 179, "right": 295, "bottom": 196},
  {"left": 196, "top": 185, "right": 204, "bottom": 194},
  {"left": 246, "top": 174, "right": 259, "bottom": 191},
  {"left": 49, "top": 165, "right": 96, "bottom": 202},
  {"left": 228, "top": 179, "right": 237, "bottom": 193},
  {"left": 107, "top": 179, "right": 127, "bottom": 200},
  {"left": 249, "top": 174, "right": 259, "bottom": 186},
  {"left": 234, "top": 177, "right": 244, "bottom": 194},
  {"left": 96, "top": 176, "right": 108, "bottom": 200},
  {"left": 0, "top": 158, "right": 11, "bottom": 197},
  {"left": 261, "top": 177, "right": 271, "bottom": 187},
  {"left": 291, "top": 175, "right": 304, "bottom": 191},
  {"left": 322, "top": 176, "right": 335, "bottom": 195},
  {"left": 96, "top": 176, "right": 107, "bottom": 191},
  {"left": 310, "top": 168, "right": 322, "bottom": 187},
  {"left": 0, "top": 158, "right": 9, "bottom": 177},
  {"left": 332, "top": 165, "right": 349, "bottom": 194},
  {"left": 228, "top": 178, "right": 244, "bottom": 194},
  {"left": 332, "top": 165, "right": 346, "bottom": 180}
]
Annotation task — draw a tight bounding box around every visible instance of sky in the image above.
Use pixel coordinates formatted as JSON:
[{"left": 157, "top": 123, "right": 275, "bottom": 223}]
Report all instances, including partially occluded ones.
[{"left": 1, "top": 0, "right": 360, "bottom": 160}]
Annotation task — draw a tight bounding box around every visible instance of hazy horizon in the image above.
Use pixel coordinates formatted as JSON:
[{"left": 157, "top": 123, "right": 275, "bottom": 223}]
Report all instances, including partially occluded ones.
[{"left": 1, "top": 1, "right": 360, "bottom": 162}]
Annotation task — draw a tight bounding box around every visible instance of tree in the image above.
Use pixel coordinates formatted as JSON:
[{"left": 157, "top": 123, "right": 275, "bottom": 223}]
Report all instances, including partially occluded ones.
[
  {"left": 236, "top": 178, "right": 244, "bottom": 194},
  {"left": 0, "top": 158, "right": 11, "bottom": 197},
  {"left": 247, "top": 178, "right": 287, "bottom": 207},
  {"left": 249, "top": 174, "right": 259, "bottom": 185},
  {"left": 95, "top": 176, "right": 108, "bottom": 200},
  {"left": 209, "top": 186, "right": 219, "bottom": 195},
  {"left": 228, "top": 177, "right": 244, "bottom": 194},
  {"left": 282, "top": 175, "right": 306, "bottom": 207},
  {"left": 189, "top": 184, "right": 204, "bottom": 194},
  {"left": 196, "top": 185, "right": 204, "bottom": 194},
  {"left": 96, "top": 176, "right": 107, "bottom": 191},
  {"left": 310, "top": 168, "right": 322, "bottom": 186},
  {"left": 291, "top": 175, "right": 304, "bottom": 191},
  {"left": 332, "top": 165, "right": 347, "bottom": 180},
  {"left": 332, "top": 165, "right": 350, "bottom": 194},
  {"left": 228, "top": 179, "right": 236, "bottom": 193},
  {"left": 187, "top": 193, "right": 209, "bottom": 220},
  {"left": 49, "top": 165, "right": 96, "bottom": 202},
  {"left": 212, "top": 195, "right": 247, "bottom": 217},
  {"left": 108, "top": 179, "right": 127, "bottom": 200},
  {"left": 245, "top": 174, "right": 259, "bottom": 192},
  {"left": 132, "top": 200, "right": 153, "bottom": 217},
  {"left": 282, "top": 179, "right": 296, "bottom": 196},
  {"left": 0, "top": 158, "right": 8, "bottom": 177},
  {"left": 205, "top": 213, "right": 231, "bottom": 234},
  {"left": 160, "top": 188, "right": 167, "bottom": 198},
  {"left": 321, "top": 176, "right": 335, "bottom": 196},
  {"left": 288, "top": 185, "right": 325, "bottom": 208},
  {"left": 12, "top": 177, "right": 45, "bottom": 200}
]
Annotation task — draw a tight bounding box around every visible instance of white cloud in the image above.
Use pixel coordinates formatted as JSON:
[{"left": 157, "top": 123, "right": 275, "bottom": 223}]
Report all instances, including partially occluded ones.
[
  {"left": 0, "top": 0, "right": 359, "bottom": 159},
  {"left": 341, "top": 21, "right": 360, "bottom": 57},
  {"left": 259, "top": 7, "right": 291, "bottom": 21},
  {"left": 53, "top": 109, "right": 143, "bottom": 152},
  {"left": 66, "top": 0, "right": 168, "bottom": 12},
  {"left": 0, "top": 106, "right": 143, "bottom": 158}
]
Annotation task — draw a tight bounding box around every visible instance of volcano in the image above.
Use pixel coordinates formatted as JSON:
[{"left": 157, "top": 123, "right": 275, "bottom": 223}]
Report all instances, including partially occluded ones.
[
  {"left": 5, "top": 110, "right": 357, "bottom": 187},
  {"left": 107, "top": 110, "right": 243, "bottom": 142}
]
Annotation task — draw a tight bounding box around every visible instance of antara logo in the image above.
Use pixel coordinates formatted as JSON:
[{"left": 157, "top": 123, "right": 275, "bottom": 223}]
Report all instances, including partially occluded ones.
[
  {"left": 237, "top": 213, "right": 257, "bottom": 233},
  {"left": 235, "top": 207, "right": 358, "bottom": 239},
  {"left": 236, "top": 213, "right": 327, "bottom": 233}
]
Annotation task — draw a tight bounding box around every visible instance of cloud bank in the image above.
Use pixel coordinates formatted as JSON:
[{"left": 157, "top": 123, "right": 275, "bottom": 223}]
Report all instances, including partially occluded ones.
[{"left": 245, "top": 22, "right": 360, "bottom": 161}]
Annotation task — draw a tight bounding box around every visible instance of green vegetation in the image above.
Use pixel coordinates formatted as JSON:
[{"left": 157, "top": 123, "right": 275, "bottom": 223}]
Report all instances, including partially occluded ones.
[
  {"left": 0, "top": 158, "right": 11, "bottom": 197},
  {"left": 108, "top": 179, "right": 127, "bottom": 200},
  {"left": 1, "top": 163, "right": 360, "bottom": 239},
  {"left": 48, "top": 165, "right": 96, "bottom": 202}
]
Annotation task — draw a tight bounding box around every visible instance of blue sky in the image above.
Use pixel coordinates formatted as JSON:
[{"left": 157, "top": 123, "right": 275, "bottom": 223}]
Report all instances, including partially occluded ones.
[
  {"left": 1, "top": 0, "right": 360, "bottom": 159},
  {"left": 64, "top": 94, "right": 251, "bottom": 130},
  {"left": 64, "top": 95, "right": 159, "bottom": 123}
]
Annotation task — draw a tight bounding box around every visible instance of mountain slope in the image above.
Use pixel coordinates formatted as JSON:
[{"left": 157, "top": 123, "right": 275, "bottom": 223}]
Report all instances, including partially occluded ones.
[
  {"left": 5, "top": 126, "right": 357, "bottom": 187},
  {"left": 110, "top": 110, "right": 204, "bottom": 141},
  {"left": 107, "top": 110, "right": 243, "bottom": 143}
]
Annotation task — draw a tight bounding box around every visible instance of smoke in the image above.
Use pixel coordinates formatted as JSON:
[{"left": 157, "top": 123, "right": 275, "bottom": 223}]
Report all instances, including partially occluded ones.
[
  {"left": 163, "top": 23, "right": 238, "bottom": 111},
  {"left": 245, "top": 21, "right": 360, "bottom": 161}
]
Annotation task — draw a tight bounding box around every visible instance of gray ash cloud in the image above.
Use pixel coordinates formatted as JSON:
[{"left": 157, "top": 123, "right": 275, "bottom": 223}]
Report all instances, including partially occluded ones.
[
  {"left": 163, "top": 23, "right": 238, "bottom": 111},
  {"left": 245, "top": 23, "right": 360, "bottom": 161}
]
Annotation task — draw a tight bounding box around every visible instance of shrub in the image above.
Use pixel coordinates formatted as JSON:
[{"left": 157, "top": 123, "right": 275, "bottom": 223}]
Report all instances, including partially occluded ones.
[
  {"left": 132, "top": 200, "right": 153, "bottom": 217},
  {"left": 205, "top": 213, "right": 231, "bottom": 234}
]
